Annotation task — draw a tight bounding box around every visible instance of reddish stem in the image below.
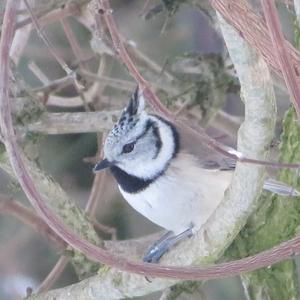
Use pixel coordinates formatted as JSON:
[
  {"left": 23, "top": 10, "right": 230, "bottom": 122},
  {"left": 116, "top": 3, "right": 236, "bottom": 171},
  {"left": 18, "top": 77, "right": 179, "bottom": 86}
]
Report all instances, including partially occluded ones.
[
  {"left": 209, "top": 0, "right": 300, "bottom": 85},
  {"left": 261, "top": 0, "right": 300, "bottom": 117}
]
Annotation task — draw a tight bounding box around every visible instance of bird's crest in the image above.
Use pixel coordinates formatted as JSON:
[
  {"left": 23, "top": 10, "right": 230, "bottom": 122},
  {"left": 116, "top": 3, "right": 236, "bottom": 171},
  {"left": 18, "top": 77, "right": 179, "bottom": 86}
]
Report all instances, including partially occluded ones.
[
  {"left": 120, "top": 86, "right": 145, "bottom": 119},
  {"left": 106, "top": 86, "right": 146, "bottom": 145}
]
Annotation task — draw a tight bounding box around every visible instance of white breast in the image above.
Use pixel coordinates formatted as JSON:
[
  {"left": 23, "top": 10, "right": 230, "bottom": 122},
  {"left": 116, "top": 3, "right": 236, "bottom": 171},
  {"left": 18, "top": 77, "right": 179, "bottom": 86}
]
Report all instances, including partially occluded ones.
[{"left": 119, "top": 153, "right": 232, "bottom": 235}]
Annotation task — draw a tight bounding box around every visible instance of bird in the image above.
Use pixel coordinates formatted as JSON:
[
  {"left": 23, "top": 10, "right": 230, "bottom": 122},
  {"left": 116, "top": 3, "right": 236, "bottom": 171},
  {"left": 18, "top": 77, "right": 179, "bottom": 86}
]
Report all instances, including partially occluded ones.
[{"left": 94, "top": 86, "right": 299, "bottom": 263}]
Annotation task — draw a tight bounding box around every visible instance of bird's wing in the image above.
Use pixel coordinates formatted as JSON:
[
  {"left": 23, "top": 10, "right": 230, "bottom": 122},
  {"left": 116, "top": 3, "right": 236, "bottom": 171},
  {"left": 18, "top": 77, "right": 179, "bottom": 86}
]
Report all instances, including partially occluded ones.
[
  {"left": 174, "top": 119, "right": 300, "bottom": 197},
  {"left": 175, "top": 119, "right": 236, "bottom": 171}
]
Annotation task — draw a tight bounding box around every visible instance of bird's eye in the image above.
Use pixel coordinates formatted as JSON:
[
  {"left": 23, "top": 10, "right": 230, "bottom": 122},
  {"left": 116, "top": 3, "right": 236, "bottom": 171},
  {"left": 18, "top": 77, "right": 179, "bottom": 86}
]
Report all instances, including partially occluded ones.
[{"left": 122, "top": 142, "right": 135, "bottom": 153}]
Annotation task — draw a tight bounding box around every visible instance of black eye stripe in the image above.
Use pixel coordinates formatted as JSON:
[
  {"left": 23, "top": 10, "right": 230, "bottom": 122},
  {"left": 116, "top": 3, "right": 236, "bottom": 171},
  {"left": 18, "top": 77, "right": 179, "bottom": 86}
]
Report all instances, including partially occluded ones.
[
  {"left": 150, "top": 114, "right": 180, "bottom": 159},
  {"left": 152, "top": 124, "right": 162, "bottom": 159},
  {"left": 133, "top": 120, "right": 154, "bottom": 143},
  {"left": 122, "top": 120, "right": 162, "bottom": 157}
]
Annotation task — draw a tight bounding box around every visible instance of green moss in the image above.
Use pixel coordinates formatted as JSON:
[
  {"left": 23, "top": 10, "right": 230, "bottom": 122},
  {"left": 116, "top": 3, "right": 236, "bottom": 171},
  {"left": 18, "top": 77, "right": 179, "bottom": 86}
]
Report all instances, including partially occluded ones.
[
  {"left": 97, "top": 265, "right": 111, "bottom": 276},
  {"left": 224, "top": 107, "right": 300, "bottom": 299},
  {"left": 112, "top": 272, "right": 123, "bottom": 287},
  {"left": 0, "top": 143, "right": 6, "bottom": 163},
  {"left": 167, "top": 281, "right": 202, "bottom": 300}
]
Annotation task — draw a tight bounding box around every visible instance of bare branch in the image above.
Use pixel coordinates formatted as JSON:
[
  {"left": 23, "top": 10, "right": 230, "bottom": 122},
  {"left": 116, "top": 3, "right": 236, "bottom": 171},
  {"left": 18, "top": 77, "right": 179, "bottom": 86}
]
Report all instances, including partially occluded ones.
[
  {"left": 60, "top": 18, "right": 90, "bottom": 65},
  {"left": 23, "top": 0, "right": 72, "bottom": 75},
  {"left": 15, "top": 1, "right": 87, "bottom": 30},
  {"left": 27, "top": 111, "right": 119, "bottom": 134}
]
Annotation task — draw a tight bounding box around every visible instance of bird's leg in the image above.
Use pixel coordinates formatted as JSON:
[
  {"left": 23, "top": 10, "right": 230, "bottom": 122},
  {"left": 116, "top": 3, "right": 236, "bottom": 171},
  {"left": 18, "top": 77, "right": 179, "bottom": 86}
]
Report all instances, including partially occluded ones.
[
  {"left": 143, "top": 227, "right": 193, "bottom": 263},
  {"left": 146, "top": 231, "right": 174, "bottom": 252}
]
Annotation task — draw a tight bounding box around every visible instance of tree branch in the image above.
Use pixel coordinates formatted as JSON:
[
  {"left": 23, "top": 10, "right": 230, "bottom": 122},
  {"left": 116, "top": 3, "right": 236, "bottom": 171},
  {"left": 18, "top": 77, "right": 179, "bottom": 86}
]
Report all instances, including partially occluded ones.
[{"left": 27, "top": 111, "right": 119, "bottom": 134}]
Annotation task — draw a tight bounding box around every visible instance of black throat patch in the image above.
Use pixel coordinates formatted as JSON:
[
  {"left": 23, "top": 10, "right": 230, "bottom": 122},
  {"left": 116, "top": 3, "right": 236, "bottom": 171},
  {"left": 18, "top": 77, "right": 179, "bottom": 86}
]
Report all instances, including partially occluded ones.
[{"left": 110, "top": 166, "right": 162, "bottom": 193}]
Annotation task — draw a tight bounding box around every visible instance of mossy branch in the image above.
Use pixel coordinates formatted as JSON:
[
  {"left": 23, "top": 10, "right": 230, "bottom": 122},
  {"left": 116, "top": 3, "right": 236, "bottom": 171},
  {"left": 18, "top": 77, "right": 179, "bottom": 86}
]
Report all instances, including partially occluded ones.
[{"left": 0, "top": 96, "right": 103, "bottom": 279}]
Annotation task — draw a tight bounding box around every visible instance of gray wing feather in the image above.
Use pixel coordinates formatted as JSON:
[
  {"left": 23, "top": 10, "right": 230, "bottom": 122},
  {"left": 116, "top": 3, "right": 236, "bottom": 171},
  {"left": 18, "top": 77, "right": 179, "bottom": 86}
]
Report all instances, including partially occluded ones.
[
  {"left": 175, "top": 121, "right": 300, "bottom": 196},
  {"left": 175, "top": 120, "right": 235, "bottom": 171}
]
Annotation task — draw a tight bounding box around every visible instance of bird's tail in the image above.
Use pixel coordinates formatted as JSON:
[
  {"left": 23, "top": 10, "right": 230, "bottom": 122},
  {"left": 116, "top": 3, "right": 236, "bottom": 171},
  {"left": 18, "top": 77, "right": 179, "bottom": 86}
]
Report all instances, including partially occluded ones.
[{"left": 263, "top": 178, "right": 300, "bottom": 197}]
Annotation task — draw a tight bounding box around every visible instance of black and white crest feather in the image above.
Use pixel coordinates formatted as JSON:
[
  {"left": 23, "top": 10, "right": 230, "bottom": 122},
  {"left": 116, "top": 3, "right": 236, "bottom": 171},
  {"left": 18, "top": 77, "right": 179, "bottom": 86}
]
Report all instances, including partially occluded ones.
[
  {"left": 119, "top": 86, "right": 145, "bottom": 121},
  {"left": 125, "top": 86, "right": 139, "bottom": 116},
  {"left": 107, "top": 86, "right": 145, "bottom": 145}
]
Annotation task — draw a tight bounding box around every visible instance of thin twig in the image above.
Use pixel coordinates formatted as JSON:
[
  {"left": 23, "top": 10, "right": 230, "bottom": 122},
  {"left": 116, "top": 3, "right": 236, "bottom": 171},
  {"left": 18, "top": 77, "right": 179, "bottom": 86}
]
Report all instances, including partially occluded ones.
[
  {"left": 10, "top": 4, "right": 32, "bottom": 65},
  {"left": 139, "top": 0, "right": 153, "bottom": 17},
  {"left": 93, "top": 219, "right": 117, "bottom": 240},
  {"left": 23, "top": 0, "right": 92, "bottom": 110},
  {"left": 23, "top": 0, "right": 73, "bottom": 75},
  {"left": 80, "top": 70, "right": 135, "bottom": 91},
  {"left": 27, "top": 111, "right": 118, "bottom": 134},
  {"left": 60, "top": 18, "right": 90, "bottom": 67},
  {"left": 15, "top": 2, "right": 87, "bottom": 30},
  {"left": 28, "top": 61, "right": 50, "bottom": 84},
  {"left": 159, "top": 288, "right": 172, "bottom": 300},
  {"left": 60, "top": 15, "right": 95, "bottom": 111},
  {"left": 27, "top": 74, "right": 74, "bottom": 95}
]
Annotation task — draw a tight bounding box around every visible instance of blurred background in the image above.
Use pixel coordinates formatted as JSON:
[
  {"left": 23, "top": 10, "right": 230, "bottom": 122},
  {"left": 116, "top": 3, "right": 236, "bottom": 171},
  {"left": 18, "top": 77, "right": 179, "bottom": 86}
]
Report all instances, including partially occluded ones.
[{"left": 0, "top": 0, "right": 297, "bottom": 299}]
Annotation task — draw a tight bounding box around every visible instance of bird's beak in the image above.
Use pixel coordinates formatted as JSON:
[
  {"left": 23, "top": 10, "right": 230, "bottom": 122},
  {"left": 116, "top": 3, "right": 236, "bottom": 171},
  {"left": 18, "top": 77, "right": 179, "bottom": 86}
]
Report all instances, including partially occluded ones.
[{"left": 93, "top": 158, "right": 113, "bottom": 173}]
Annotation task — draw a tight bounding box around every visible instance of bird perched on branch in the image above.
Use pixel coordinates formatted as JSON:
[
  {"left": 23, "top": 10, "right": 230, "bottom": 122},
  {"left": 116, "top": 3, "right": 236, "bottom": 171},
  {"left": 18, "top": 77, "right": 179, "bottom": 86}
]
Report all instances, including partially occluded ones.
[{"left": 94, "top": 86, "right": 299, "bottom": 263}]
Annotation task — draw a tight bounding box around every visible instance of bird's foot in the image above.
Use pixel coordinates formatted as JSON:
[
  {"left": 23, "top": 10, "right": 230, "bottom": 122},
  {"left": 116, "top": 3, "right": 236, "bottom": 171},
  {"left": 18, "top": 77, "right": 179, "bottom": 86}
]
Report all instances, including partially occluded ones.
[{"left": 143, "top": 227, "right": 193, "bottom": 263}]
